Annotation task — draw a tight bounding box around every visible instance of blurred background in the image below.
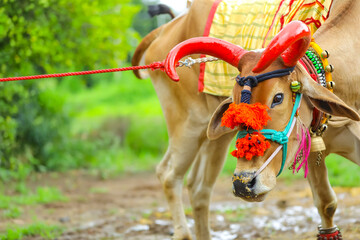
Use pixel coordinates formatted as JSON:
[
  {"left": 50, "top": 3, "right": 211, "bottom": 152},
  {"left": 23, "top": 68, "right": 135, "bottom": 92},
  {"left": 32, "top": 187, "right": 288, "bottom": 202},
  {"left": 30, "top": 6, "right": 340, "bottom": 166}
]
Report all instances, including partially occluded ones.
[
  {"left": 0, "top": 0, "right": 181, "bottom": 180},
  {"left": 0, "top": 0, "right": 359, "bottom": 239}
]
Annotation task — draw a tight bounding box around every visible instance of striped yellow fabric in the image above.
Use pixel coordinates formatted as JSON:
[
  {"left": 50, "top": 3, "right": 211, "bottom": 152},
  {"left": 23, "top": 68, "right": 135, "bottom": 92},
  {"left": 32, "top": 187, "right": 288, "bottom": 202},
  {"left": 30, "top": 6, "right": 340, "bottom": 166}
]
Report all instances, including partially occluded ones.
[{"left": 203, "top": 0, "right": 333, "bottom": 96}]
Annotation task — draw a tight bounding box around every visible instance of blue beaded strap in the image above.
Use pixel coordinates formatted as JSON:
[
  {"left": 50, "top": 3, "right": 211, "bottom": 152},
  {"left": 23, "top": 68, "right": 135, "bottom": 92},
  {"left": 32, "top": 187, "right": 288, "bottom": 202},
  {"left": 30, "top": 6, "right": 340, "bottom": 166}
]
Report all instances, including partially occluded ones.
[{"left": 236, "top": 93, "right": 302, "bottom": 176}]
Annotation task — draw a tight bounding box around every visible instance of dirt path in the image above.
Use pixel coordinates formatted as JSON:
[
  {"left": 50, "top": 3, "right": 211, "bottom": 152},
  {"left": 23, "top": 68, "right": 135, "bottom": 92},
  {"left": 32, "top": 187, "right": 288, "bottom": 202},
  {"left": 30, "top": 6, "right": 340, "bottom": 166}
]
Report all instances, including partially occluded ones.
[{"left": 3, "top": 171, "right": 360, "bottom": 240}]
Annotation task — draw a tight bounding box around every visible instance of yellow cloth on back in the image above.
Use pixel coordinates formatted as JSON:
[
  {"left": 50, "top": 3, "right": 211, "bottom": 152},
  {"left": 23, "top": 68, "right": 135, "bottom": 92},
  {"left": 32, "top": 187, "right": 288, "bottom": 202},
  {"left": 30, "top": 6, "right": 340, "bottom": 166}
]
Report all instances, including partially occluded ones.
[{"left": 202, "top": 0, "right": 333, "bottom": 96}]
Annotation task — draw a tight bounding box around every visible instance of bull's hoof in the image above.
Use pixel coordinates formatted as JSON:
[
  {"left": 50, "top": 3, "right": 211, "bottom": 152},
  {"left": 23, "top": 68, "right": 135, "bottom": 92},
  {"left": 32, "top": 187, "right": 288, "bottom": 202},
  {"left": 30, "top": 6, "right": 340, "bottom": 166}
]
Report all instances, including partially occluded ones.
[{"left": 317, "top": 225, "right": 342, "bottom": 240}]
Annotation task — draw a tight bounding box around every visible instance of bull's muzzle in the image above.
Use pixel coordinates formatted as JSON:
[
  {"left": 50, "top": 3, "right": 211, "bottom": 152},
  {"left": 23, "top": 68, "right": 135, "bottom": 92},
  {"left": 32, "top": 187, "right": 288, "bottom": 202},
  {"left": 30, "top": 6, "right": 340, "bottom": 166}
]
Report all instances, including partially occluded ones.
[{"left": 232, "top": 171, "right": 258, "bottom": 199}]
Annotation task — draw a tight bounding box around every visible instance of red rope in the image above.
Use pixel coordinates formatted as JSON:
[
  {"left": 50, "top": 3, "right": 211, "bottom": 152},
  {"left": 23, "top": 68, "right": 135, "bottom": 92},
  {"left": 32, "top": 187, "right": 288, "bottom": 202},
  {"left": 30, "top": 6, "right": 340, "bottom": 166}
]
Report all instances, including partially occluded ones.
[{"left": 0, "top": 61, "right": 165, "bottom": 82}]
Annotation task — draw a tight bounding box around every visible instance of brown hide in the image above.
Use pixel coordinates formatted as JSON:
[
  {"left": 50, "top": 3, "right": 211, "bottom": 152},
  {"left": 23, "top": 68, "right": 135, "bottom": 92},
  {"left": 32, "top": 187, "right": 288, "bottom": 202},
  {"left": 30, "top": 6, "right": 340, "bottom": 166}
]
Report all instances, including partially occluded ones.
[{"left": 314, "top": 0, "right": 360, "bottom": 110}]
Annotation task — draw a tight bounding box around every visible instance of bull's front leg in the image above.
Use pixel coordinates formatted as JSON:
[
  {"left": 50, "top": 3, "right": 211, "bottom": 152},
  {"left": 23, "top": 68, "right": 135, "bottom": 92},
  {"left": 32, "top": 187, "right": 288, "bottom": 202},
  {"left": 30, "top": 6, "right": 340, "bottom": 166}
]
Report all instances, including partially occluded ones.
[
  {"left": 307, "top": 152, "right": 343, "bottom": 240},
  {"left": 187, "top": 133, "right": 235, "bottom": 240},
  {"left": 156, "top": 121, "right": 210, "bottom": 240},
  {"left": 157, "top": 149, "right": 192, "bottom": 240}
]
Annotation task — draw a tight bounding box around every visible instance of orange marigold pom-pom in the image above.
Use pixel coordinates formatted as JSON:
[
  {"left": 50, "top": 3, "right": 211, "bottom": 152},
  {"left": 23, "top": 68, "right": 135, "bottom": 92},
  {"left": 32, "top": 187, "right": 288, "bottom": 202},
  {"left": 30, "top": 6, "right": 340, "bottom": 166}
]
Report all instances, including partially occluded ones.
[
  {"left": 221, "top": 103, "right": 271, "bottom": 130},
  {"left": 231, "top": 133, "right": 271, "bottom": 160}
]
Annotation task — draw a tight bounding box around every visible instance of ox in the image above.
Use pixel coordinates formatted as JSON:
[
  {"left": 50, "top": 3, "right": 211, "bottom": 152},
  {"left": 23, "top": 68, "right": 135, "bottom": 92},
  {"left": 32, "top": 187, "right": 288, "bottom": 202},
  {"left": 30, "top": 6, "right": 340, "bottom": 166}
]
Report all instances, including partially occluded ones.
[{"left": 132, "top": 0, "right": 360, "bottom": 239}]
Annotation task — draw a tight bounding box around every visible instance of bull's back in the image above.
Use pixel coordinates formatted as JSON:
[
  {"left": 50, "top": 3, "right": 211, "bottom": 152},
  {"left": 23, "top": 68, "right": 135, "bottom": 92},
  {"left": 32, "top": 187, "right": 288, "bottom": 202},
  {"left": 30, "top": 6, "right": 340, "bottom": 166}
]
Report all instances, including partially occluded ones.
[{"left": 144, "top": 0, "right": 215, "bottom": 65}]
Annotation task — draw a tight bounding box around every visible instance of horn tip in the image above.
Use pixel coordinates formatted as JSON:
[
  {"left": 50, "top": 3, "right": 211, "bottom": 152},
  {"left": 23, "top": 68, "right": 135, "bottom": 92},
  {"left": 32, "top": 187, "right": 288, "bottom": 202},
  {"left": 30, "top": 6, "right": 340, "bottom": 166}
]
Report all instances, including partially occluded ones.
[
  {"left": 166, "top": 72, "right": 180, "bottom": 82},
  {"left": 252, "top": 65, "right": 262, "bottom": 73}
]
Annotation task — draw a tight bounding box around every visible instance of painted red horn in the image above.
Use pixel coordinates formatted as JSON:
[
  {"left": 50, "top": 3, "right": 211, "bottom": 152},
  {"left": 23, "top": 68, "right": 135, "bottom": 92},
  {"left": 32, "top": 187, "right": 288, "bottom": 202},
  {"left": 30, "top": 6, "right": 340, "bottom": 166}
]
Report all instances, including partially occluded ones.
[
  {"left": 164, "top": 37, "right": 248, "bottom": 81},
  {"left": 252, "top": 21, "right": 311, "bottom": 73}
]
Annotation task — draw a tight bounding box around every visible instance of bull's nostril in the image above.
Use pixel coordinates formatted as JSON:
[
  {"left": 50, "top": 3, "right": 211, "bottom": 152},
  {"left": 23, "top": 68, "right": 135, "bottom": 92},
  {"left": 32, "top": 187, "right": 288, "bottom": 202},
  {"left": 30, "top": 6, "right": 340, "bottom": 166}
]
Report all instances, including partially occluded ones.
[
  {"left": 247, "top": 177, "right": 256, "bottom": 189},
  {"left": 232, "top": 172, "right": 257, "bottom": 198}
]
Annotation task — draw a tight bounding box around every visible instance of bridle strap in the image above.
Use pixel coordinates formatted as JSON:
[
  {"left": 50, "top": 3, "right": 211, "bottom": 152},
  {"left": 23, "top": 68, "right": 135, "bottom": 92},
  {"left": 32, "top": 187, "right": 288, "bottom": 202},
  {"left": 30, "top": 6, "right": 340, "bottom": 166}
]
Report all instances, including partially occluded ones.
[
  {"left": 236, "top": 67, "right": 295, "bottom": 104},
  {"left": 263, "top": 93, "right": 301, "bottom": 176},
  {"left": 236, "top": 67, "right": 296, "bottom": 87},
  {"left": 258, "top": 115, "right": 298, "bottom": 177},
  {"left": 236, "top": 93, "right": 302, "bottom": 177}
]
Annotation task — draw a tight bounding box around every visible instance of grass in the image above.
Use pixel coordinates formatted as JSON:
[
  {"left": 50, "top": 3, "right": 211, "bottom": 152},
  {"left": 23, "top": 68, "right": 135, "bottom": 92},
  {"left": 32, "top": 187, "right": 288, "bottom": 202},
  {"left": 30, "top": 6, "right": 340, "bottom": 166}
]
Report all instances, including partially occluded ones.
[
  {"left": 0, "top": 222, "right": 64, "bottom": 240},
  {"left": 0, "top": 186, "right": 67, "bottom": 239},
  {"left": 326, "top": 154, "right": 360, "bottom": 187},
  {"left": 0, "top": 187, "right": 67, "bottom": 218},
  {"left": 2, "top": 206, "right": 22, "bottom": 219}
]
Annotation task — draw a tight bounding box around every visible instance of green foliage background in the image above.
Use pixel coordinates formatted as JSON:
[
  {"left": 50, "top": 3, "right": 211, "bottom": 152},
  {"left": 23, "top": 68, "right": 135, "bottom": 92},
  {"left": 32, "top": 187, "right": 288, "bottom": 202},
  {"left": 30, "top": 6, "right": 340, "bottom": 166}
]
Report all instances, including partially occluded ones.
[{"left": 0, "top": 0, "right": 141, "bottom": 172}]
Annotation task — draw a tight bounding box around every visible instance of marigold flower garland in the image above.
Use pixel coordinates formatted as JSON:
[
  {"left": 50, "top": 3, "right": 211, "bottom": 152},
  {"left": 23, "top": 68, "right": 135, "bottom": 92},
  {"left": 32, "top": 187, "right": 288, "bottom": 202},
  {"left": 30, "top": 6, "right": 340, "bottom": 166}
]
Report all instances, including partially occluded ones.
[
  {"left": 221, "top": 102, "right": 272, "bottom": 160},
  {"left": 232, "top": 133, "right": 271, "bottom": 160},
  {"left": 221, "top": 102, "right": 271, "bottom": 130}
]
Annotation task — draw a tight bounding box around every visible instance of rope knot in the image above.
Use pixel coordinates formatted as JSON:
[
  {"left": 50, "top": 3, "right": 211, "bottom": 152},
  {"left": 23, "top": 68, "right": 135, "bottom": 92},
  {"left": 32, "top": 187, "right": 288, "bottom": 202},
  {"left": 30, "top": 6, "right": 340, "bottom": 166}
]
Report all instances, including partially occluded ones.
[
  {"left": 236, "top": 75, "right": 258, "bottom": 88},
  {"left": 266, "top": 132, "right": 288, "bottom": 144},
  {"left": 150, "top": 61, "right": 165, "bottom": 71}
]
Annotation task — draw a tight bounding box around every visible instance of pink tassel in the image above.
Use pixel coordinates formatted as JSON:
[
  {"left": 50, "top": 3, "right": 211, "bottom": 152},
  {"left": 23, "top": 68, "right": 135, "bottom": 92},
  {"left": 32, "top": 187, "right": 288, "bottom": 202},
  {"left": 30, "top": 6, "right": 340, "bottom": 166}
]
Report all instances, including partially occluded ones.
[
  {"left": 293, "top": 126, "right": 311, "bottom": 178},
  {"left": 293, "top": 132, "right": 302, "bottom": 174}
]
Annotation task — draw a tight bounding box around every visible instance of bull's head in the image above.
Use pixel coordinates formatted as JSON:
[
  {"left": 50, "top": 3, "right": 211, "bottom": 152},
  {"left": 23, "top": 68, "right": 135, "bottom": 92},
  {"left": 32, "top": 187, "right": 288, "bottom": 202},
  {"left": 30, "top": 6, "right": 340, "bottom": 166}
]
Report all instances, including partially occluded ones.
[{"left": 163, "top": 21, "right": 360, "bottom": 202}]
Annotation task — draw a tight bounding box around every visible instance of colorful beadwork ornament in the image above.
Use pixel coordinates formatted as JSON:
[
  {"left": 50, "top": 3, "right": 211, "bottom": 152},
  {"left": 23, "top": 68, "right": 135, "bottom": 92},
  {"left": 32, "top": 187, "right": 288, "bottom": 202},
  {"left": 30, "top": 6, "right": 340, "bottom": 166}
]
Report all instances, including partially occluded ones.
[
  {"left": 290, "top": 81, "right": 301, "bottom": 92},
  {"left": 305, "top": 49, "right": 326, "bottom": 87},
  {"left": 317, "top": 225, "right": 343, "bottom": 240},
  {"left": 306, "top": 41, "right": 335, "bottom": 157}
]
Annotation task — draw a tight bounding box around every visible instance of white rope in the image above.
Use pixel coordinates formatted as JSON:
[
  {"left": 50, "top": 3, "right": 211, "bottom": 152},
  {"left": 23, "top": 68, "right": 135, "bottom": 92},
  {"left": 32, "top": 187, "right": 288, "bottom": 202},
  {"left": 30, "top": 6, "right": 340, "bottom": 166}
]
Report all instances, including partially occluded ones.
[
  {"left": 254, "top": 116, "right": 298, "bottom": 178},
  {"left": 178, "top": 56, "right": 219, "bottom": 68}
]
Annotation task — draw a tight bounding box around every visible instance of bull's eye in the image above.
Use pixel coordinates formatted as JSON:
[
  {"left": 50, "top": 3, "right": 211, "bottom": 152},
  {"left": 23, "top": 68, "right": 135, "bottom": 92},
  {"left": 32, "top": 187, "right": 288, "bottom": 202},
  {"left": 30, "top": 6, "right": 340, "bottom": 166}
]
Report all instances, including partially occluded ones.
[{"left": 271, "top": 93, "right": 284, "bottom": 108}]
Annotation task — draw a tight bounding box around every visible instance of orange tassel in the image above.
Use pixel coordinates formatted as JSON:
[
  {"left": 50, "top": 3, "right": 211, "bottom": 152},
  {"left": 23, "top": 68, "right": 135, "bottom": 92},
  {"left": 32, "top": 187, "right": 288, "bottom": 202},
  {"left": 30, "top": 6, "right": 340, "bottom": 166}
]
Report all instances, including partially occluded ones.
[
  {"left": 222, "top": 102, "right": 272, "bottom": 160},
  {"left": 221, "top": 102, "right": 271, "bottom": 130},
  {"left": 231, "top": 133, "right": 271, "bottom": 160}
]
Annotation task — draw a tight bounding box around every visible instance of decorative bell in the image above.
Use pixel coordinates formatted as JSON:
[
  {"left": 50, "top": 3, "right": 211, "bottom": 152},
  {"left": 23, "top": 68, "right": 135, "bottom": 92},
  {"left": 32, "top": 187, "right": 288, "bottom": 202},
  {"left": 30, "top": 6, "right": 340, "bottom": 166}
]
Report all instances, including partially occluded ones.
[
  {"left": 325, "top": 65, "right": 334, "bottom": 73},
  {"left": 327, "top": 81, "right": 335, "bottom": 89},
  {"left": 321, "top": 50, "right": 329, "bottom": 59},
  {"left": 310, "top": 135, "right": 326, "bottom": 152}
]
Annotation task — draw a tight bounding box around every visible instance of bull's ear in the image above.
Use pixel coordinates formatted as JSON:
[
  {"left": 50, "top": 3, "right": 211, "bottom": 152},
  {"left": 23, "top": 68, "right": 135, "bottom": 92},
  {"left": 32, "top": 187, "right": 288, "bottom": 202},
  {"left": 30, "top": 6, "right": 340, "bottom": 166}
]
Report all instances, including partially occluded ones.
[
  {"left": 207, "top": 98, "right": 237, "bottom": 140},
  {"left": 296, "top": 64, "right": 360, "bottom": 121}
]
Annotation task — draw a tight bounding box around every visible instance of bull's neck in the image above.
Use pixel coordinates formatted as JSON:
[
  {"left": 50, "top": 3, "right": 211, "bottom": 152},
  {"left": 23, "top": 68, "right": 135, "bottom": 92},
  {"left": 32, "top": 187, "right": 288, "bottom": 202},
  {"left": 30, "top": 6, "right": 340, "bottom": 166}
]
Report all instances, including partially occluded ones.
[{"left": 314, "top": 0, "right": 360, "bottom": 109}]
